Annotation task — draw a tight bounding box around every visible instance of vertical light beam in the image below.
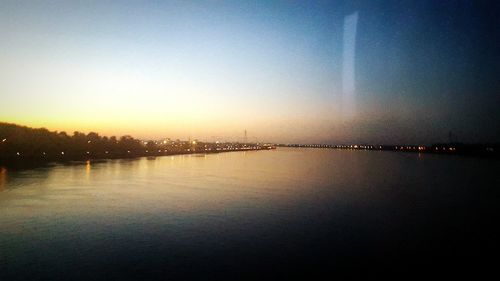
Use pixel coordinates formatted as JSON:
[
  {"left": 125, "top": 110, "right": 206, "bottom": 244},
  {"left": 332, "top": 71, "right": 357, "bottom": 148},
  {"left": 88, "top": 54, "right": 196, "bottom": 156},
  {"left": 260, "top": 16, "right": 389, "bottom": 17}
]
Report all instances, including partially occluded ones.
[{"left": 342, "top": 11, "right": 358, "bottom": 120}]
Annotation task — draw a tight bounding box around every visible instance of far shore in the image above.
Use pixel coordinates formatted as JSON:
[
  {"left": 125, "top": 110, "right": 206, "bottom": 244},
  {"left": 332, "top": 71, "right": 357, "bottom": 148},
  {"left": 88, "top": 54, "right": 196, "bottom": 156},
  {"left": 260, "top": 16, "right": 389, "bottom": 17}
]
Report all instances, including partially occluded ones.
[
  {"left": 0, "top": 146, "right": 275, "bottom": 170},
  {"left": 279, "top": 143, "right": 499, "bottom": 159}
]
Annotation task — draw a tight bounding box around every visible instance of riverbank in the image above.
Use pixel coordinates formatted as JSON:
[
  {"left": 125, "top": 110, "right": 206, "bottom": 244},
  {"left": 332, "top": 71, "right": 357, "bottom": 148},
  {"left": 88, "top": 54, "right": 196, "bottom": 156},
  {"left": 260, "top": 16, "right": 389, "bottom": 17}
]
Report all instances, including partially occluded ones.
[
  {"left": 0, "top": 146, "right": 274, "bottom": 170},
  {"left": 280, "top": 143, "right": 500, "bottom": 159},
  {"left": 1, "top": 122, "right": 279, "bottom": 169}
]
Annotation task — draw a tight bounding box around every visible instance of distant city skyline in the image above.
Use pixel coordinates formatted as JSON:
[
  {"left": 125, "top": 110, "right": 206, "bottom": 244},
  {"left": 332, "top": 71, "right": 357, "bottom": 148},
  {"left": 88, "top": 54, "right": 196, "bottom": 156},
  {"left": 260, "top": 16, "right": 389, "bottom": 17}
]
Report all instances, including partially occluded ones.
[{"left": 1, "top": 1, "right": 498, "bottom": 144}]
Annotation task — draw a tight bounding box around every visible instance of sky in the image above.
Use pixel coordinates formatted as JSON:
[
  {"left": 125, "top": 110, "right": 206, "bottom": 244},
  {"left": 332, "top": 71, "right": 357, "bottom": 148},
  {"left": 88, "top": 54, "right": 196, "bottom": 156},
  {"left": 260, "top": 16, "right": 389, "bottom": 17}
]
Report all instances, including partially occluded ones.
[{"left": 1, "top": 0, "right": 499, "bottom": 144}]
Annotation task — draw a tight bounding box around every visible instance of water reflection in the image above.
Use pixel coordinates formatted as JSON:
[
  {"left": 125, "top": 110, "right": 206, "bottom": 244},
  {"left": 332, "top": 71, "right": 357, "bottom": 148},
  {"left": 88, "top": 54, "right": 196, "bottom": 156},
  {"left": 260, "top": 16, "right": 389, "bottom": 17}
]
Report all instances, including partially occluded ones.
[
  {"left": 0, "top": 149, "right": 499, "bottom": 280},
  {"left": 0, "top": 167, "right": 6, "bottom": 191},
  {"left": 85, "top": 160, "right": 91, "bottom": 178}
]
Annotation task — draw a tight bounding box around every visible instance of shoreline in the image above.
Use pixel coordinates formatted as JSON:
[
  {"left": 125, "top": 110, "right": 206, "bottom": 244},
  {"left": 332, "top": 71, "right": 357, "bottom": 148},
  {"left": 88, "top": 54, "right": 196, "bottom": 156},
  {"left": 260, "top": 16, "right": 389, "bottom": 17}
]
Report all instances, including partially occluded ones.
[
  {"left": 279, "top": 144, "right": 500, "bottom": 159},
  {"left": 0, "top": 147, "right": 273, "bottom": 170}
]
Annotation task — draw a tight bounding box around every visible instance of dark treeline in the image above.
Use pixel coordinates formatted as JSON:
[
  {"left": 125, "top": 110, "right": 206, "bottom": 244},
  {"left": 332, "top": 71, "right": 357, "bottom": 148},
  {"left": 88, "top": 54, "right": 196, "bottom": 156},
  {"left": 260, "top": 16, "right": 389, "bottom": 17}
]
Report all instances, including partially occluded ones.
[
  {"left": 0, "top": 122, "right": 267, "bottom": 166},
  {"left": 0, "top": 122, "right": 144, "bottom": 161}
]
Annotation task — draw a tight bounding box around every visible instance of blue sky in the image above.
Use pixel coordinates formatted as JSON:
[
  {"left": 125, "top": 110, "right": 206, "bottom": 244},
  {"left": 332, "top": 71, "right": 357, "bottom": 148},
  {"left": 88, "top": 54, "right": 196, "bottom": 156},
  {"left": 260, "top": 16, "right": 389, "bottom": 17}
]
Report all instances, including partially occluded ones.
[{"left": 1, "top": 0, "right": 498, "bottom": 144}]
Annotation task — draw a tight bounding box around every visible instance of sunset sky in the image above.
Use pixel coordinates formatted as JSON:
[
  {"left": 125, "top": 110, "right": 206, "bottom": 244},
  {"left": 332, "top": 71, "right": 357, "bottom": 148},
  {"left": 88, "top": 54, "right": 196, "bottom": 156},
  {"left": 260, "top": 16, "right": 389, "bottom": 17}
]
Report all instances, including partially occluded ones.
[{"left": 1, "top": 1, "right": 498, "bottom": 144}]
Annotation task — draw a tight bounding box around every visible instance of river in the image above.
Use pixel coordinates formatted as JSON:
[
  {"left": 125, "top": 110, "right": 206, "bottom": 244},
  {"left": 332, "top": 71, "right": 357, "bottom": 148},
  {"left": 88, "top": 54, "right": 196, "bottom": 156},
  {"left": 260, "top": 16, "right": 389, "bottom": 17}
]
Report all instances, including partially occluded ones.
[{"left": 0, "top": 148, "right": 498, "bottom": 279}]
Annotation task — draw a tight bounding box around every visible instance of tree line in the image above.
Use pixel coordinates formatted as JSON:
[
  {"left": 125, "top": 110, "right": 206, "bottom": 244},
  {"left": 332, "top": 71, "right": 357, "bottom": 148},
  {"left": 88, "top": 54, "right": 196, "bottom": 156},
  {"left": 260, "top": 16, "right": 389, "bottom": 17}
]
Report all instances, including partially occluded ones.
[{"left": 0, "top": 122, "right": 152, "bottom": 161}]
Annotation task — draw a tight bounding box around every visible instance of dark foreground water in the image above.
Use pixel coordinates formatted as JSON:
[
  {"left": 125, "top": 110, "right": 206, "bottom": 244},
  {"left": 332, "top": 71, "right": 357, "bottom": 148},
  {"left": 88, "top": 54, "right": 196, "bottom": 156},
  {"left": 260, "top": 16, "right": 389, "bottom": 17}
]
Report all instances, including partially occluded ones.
[{"left": 0, "top": 148, "right": 499, "bottom": 280}]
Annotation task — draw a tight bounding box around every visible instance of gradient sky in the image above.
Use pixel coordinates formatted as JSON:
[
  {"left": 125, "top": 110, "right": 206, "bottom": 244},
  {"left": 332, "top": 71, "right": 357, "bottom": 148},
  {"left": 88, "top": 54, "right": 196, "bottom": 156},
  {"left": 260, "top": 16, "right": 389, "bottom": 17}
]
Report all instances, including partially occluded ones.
[{"left": 1, "top": 0, "right": 498, "bottom": 144}]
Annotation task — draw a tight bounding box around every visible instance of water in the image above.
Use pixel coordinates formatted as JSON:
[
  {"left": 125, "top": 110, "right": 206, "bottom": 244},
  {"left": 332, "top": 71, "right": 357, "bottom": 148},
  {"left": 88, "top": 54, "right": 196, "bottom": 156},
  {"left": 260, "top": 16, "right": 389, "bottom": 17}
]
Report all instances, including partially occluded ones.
[{"left": 0, "top": 148, "right": 498, "bottom": 279}]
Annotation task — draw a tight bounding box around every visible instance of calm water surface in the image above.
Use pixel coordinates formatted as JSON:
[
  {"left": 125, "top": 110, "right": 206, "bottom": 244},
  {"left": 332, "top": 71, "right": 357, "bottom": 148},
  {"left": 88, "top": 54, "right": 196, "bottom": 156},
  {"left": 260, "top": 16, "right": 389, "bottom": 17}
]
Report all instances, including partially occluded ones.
[{"left": 0, "top": 148, "right": 498, "bottom": 279}]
